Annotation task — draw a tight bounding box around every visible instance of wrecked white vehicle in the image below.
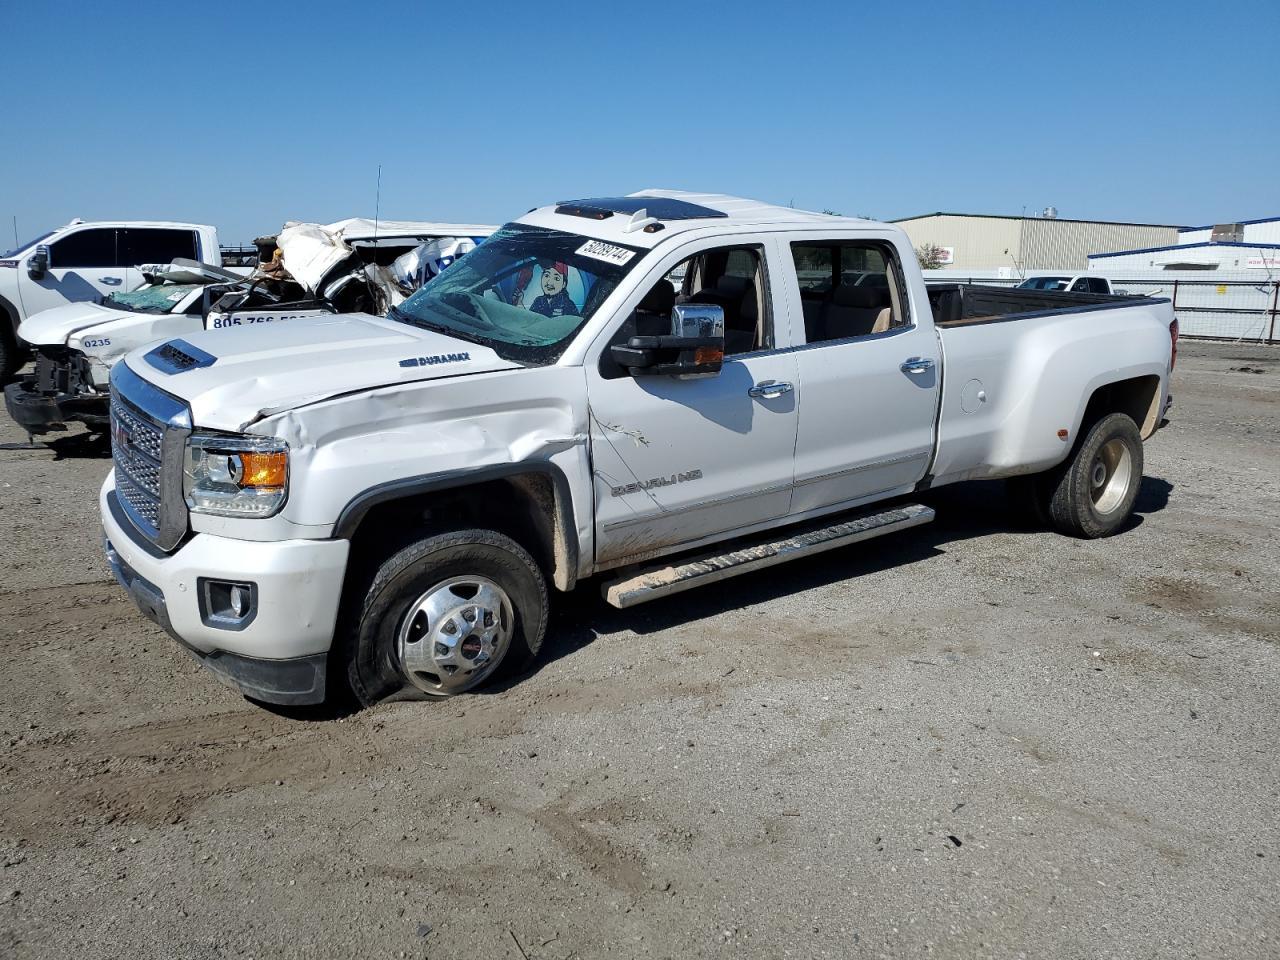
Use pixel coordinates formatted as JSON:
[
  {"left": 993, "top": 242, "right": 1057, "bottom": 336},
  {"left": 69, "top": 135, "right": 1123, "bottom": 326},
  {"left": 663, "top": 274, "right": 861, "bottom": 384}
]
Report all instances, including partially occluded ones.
[
  {"left": 4, "top": 220, "right": 492, "bottom": 438},
  {"left": 207, "top": 219, "right": 492, "bottom": 328},
  {"left": 4, "top": 261, "right": 247, "bottom": 436}
]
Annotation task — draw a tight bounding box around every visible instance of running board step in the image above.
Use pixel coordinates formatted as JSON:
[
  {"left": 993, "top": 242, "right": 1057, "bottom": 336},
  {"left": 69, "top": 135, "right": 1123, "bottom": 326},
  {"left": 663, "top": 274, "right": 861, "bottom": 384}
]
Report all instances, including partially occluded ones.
[{"left": 602, "top": 503, "right": 935, "bottom": 609}]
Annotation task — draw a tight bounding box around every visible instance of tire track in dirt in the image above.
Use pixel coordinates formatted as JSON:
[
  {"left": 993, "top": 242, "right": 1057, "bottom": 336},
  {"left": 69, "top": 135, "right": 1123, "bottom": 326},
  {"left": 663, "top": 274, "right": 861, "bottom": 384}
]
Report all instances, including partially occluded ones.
[{"left": 2, "top": 709, "right": 361, "bottom": 843}]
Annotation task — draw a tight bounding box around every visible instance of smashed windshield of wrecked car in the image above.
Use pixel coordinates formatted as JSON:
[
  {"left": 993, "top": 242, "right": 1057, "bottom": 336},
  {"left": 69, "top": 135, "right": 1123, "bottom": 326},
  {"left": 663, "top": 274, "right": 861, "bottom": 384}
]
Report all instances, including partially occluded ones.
[
  {"left": 105, "top": 283, "right": 203, "bottom": 314},
  {"left": 388, "top": 224, "right": 642, "bottom": 364}
]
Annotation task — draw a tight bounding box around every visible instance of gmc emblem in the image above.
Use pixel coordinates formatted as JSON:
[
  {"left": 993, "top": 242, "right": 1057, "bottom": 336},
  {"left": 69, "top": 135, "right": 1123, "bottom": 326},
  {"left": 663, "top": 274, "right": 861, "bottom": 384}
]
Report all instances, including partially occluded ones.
[{"left": 111, "top": 417, "right": 132, "bottom": 455}]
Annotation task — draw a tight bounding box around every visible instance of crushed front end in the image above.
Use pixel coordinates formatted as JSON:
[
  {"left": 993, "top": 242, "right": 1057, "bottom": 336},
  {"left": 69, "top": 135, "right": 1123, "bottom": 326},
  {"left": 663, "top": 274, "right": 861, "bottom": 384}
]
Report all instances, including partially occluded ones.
[{"left": 3, "top": 344, "right": 109, "bottom": 437}]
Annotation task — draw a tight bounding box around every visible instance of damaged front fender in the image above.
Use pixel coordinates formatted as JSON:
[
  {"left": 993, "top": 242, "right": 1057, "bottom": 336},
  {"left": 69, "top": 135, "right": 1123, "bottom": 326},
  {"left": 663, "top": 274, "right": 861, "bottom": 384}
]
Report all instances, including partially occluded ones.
[{"left": 253, "top": 364, "right": 594, "bottom": 590}]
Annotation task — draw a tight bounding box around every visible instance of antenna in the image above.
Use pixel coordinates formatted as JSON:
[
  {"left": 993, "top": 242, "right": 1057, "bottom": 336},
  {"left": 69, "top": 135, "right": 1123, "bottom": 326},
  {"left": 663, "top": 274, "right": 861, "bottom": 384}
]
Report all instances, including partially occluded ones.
[
  {"left": 373, "top": 164, "right": 382, "bottom": 246},
  {"left": 11, "top": 215, "right": 17, "bottom": 249}
]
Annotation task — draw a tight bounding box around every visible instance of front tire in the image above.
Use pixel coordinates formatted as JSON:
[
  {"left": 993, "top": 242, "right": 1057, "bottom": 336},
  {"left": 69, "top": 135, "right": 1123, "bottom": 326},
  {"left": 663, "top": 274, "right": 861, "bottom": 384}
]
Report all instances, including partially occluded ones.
[
  {"left": 0, "top": 325, "right": 21, "bottom": 384},
  {"left": 1046, "top": 412, "right": 1144, "bottom": 538},
  {"left": 345, "top": 529, "right": 548, "bottom": 707}
]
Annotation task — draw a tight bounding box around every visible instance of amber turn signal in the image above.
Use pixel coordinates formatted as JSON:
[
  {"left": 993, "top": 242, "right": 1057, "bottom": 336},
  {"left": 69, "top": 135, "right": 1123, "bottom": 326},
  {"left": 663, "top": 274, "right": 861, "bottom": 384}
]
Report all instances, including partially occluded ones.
[
  {"left": 694, "top": 347, "right": 724, "bottom": 365},
  {"left": 239, "top": 451, "right": 288, "bottom": 488}
]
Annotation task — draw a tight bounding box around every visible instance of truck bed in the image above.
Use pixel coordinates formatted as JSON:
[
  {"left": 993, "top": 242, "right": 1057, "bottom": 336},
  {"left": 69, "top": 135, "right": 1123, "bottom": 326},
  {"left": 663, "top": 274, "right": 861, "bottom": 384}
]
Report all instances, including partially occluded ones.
[{"left": 926, "top": 283, "right": 1136, "bottom": 327}]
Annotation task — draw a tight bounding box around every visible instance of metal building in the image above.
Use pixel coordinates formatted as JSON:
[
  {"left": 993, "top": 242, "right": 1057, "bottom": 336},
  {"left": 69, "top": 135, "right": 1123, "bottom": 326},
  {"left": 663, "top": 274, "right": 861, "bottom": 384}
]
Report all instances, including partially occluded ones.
[
  {"left": 1087, "top": 216, "right": 1280, "bottom": 271},
  {"left": 891, "top": 212, "right": 1182, "bottom": 271}
]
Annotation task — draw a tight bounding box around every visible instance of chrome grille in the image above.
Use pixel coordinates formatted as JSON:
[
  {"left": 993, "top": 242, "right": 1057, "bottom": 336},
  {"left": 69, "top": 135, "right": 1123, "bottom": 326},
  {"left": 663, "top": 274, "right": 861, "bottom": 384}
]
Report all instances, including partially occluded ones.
[
  {"left": 115, "top": 469, "right": 160, "bottom": 527},
  {"left": 108, "top": 363, "right": 192, "bottom": 550},
  {"left": 110, "top": 390, "right": 165, "bottom": 537}
]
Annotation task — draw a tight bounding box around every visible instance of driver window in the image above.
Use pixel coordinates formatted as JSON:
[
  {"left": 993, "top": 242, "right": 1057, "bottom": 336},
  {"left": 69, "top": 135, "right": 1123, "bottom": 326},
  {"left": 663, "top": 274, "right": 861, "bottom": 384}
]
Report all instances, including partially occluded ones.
[
  {"left": 49, "top": 228, "right": 118, "bottom": 268},
  {"left": 677, "top": 245, "right": 770, "bottom": 356},
  {"left": 598, "top": 244, "right": 772, "bottom": 380}
]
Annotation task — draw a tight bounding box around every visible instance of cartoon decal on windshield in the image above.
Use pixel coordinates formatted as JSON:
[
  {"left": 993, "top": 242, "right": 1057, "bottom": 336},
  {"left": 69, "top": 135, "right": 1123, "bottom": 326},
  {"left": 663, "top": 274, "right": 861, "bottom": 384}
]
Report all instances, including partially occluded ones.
[
  {"left": 529, "top": 261, "right": 580, "bottom": 318},
  {"left": 499, "top": 261, "right": 591, "bottom": 317}
]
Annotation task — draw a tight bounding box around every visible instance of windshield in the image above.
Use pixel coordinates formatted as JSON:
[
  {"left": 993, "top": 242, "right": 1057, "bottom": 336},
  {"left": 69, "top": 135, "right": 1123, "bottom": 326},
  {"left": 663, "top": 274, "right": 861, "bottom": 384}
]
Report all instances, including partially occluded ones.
[
  {"left": 1017, "top": 276, "right": 1069, "bottom": 290},
  {"left": 1, "top": 230, "right": 55, "bottom": 259},
  {"left": 389, "top": 224, "right": 643, "bottom": 364},
  {"left": 105, "top": 282, "right": 203, "bottom": 314}
]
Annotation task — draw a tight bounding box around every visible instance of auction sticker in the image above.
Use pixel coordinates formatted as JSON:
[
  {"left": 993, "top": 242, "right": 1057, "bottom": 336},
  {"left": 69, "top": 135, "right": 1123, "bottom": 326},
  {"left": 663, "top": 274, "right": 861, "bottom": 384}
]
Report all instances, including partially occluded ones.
[{"left": 576, "top": 240, "right": 635, "bottom": 266}]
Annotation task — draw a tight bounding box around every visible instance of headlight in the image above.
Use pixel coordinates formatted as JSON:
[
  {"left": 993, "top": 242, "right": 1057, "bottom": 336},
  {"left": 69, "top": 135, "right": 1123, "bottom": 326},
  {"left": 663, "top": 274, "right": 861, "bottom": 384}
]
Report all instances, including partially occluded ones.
[{"left": 184, "top": 433, "right": 289, "bottom": 518}]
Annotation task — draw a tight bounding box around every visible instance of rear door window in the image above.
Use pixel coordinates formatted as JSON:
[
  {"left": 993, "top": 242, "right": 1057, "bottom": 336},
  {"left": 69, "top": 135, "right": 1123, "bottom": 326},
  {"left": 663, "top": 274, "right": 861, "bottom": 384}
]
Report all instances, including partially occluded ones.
[
  {"left": 789, "top": 240, "right": 908, "bottom": 343},
  {"left": 117, "top": 228, "right": 199, "bottom": 266},
  {"left": 48, "top": 228, "right": 117, "bottom": 268}
]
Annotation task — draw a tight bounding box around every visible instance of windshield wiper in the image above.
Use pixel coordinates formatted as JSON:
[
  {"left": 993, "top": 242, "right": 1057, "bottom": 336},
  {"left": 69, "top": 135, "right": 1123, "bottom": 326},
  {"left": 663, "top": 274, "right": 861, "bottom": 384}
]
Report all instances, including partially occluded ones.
[{"left": 388, "top": 304, "right": 489, "bottom": 348}]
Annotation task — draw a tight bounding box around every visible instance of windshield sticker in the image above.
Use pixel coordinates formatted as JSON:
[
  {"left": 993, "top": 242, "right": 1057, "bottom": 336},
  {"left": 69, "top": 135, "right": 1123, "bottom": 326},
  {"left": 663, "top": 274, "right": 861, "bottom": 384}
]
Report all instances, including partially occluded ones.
[
  {"left": 576, "top": 240, "right": 635, "bottom": 266},
  {"left": 529, "top": 262, "right": 579, "bottom": 318},
  {"left": 399, "top": 352, "right": 471, "bottom": 369}
]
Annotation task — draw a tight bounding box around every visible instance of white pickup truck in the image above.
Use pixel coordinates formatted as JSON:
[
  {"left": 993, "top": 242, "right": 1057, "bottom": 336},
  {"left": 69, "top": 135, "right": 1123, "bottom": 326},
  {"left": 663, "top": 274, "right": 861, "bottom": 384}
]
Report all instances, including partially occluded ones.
[
  {"left": 1017, "top": 274, "right": 1116, "bottom": 294},
  {"left": 0, "top": 220, "right": 222, "bottom": 378},
  {"left": 5, "top": 221, "right": 493, "bottom": 438},
  {"left": 99, "top": 191, "right": 1176, "bottom": 708}
]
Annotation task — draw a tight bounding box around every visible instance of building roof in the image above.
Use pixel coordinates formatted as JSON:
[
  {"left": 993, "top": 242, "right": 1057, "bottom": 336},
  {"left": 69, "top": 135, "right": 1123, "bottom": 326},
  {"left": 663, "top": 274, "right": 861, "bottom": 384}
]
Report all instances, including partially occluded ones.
[
  {"left": 1177, "top": 215, "right": 1280, "bottom": 232},
  {"left": 1089, "top": 240, "right": 1280, "bottom": 259},
  {"left": 890, "top": 211, "right": 1186, "bottom": 229}
]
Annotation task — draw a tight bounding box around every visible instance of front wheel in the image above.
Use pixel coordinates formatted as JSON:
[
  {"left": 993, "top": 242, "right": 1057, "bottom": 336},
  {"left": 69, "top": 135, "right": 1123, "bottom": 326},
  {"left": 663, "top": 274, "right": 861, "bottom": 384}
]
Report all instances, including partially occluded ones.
[
  {"left": 0, "top": 326, "right": 22, "bottom": 384},
  {"left": 1047, "top": 412, "right": 1144, "bottom": 538},
  {"left": 344, "top": 529, "right": 548, "bottom": 706}
]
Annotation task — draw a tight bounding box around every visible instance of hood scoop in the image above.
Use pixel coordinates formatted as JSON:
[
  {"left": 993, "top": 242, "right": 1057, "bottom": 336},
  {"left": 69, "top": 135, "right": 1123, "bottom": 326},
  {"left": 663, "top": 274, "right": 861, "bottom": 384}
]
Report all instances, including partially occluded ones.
[{"left": 144, "top": 339, "right": 218, "bottom": 374}]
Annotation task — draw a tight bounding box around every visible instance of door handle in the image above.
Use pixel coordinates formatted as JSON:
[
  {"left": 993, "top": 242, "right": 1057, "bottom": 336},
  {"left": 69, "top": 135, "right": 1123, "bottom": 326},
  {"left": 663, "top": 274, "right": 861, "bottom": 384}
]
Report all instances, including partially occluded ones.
[
  {"left": 100, "top": 276, "right": 123, "bottom": 285},
  {"left": 748, "top": 380, "right": 794, "bottom": 399},
  {"left": 900, "top": 357, "right": 935, "bottom": 374}
]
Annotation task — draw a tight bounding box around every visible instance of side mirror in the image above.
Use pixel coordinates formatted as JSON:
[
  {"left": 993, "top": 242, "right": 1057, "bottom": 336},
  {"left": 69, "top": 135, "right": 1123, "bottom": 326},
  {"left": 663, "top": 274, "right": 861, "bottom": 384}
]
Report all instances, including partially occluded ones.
[
  {"left": 610, "top": 303, "right": 725, "bottom": 378},
  {"left": 27, "top": 244, "right": 50, "bottom": 280}
]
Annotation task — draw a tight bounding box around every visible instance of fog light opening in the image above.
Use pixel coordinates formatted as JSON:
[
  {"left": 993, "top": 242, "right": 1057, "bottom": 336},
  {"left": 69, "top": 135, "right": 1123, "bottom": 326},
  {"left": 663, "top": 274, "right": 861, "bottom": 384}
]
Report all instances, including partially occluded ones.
[{"left": 199, "top": 578, "right": 258, "bottom": 630}]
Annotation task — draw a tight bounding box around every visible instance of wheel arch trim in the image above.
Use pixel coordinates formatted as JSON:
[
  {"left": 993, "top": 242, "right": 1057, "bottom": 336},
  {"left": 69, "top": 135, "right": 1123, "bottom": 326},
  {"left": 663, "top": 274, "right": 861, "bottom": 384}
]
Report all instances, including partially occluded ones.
[{"left": 331, "top": 461, "right": 580, "bottom": 591}]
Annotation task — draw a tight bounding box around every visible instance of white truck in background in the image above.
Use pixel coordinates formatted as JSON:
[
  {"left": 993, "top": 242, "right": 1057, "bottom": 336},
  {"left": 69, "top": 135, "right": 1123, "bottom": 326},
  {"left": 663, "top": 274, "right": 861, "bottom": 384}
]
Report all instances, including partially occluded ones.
[
  {"left": 99, "top": 191, "right": 1176, "bottom": 708},
  {"left": 0, "top": 220, "right": 223, "bottom": 378},
  {"left": 1017, "top": 274, "right": 1117, "bottom": 294},
  {"left": 4, "top": 220, "right": 493, "bottom": 438}
]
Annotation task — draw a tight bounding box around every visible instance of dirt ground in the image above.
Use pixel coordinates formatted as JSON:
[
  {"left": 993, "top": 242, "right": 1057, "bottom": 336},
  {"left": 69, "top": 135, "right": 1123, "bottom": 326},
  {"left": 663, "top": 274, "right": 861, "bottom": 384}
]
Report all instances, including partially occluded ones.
[{"left": 1, "top": 341, "right": 1278, "bottom": 959}]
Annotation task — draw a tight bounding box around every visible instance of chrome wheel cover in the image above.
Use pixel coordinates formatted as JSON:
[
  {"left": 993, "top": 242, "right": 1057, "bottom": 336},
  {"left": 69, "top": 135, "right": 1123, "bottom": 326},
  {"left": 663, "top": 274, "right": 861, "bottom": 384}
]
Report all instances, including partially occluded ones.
[{"left": 397, "top": 576, "right": 513, "bottom": 696}]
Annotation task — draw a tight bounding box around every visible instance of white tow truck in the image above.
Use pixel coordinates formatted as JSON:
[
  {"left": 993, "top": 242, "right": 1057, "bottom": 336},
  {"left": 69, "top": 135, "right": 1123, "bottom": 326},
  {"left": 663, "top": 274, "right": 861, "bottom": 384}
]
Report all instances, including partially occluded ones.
[
  {"left": 99, "top": 191, "right": 1177, "bottom": 707},
  {"left": 0, "top": 220, "right": 223, "bottom": 378}
]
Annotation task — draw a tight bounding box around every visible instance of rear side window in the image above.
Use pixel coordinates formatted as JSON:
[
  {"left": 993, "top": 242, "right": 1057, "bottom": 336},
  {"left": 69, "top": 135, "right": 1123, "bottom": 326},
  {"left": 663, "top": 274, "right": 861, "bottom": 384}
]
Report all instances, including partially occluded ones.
[
  {"left": 789, "top": 240, "right": 908, "bottom": 343},
  {"left": 1087, "top": 277, "right": 1109, "bottom": 293},
  {"left": 117, "top": 228, "right": 199, "bottom": 266},
  {"left": 792, "top": 246, "right": 833, "bottom": 294},
  {"left": 48, "top": 228, "right": 117, "bottom": 268}
]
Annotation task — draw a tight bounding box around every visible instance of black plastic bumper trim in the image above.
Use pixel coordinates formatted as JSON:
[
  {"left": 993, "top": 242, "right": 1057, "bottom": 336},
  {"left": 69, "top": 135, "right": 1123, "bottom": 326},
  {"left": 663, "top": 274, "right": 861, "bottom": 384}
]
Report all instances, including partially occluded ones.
[{"left": 4, "top": 380, "right": 108, "bottom": 434}]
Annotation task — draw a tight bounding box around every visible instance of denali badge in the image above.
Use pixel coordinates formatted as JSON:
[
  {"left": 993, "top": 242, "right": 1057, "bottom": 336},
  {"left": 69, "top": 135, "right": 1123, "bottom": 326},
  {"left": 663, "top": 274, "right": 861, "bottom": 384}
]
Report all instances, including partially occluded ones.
[{"left": 610, "top": 469, "right": 703, "bottom": 497}]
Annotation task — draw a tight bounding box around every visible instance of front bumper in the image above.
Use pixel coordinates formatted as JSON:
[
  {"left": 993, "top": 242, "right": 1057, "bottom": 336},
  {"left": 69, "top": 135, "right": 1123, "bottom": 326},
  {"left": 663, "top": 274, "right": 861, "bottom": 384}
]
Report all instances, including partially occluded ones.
[
  {"left": 101, "top": 475, "right": 351, "bottom": 705},
  {"left": 4, "top": 378, "right": 109, "bottom": 435}
]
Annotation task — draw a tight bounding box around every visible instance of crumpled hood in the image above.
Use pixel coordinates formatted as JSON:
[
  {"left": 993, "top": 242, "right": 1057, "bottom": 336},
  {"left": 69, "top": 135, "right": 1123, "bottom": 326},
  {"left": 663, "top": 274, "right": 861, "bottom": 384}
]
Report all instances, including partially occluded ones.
[
  {"left": 122, "top": 313, "right": 521, "bottom": 432},
  {"left": 18, "top": 301, "right": 122, "bottom": 345}
]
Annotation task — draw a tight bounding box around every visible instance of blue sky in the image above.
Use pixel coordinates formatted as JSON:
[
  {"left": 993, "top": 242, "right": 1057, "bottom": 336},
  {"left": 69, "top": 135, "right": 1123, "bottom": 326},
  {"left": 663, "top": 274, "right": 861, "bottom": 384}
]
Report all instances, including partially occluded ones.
[{"left": 2, "top": 0, "right": 1276, "bottom": 245}]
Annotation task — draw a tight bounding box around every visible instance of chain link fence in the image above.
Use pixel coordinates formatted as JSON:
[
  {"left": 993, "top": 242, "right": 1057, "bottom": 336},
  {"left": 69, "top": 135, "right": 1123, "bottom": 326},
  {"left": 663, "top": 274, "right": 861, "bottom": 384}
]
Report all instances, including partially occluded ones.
[{"left": 935, "top": 277, "right": 1280, "bottom": 343}]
